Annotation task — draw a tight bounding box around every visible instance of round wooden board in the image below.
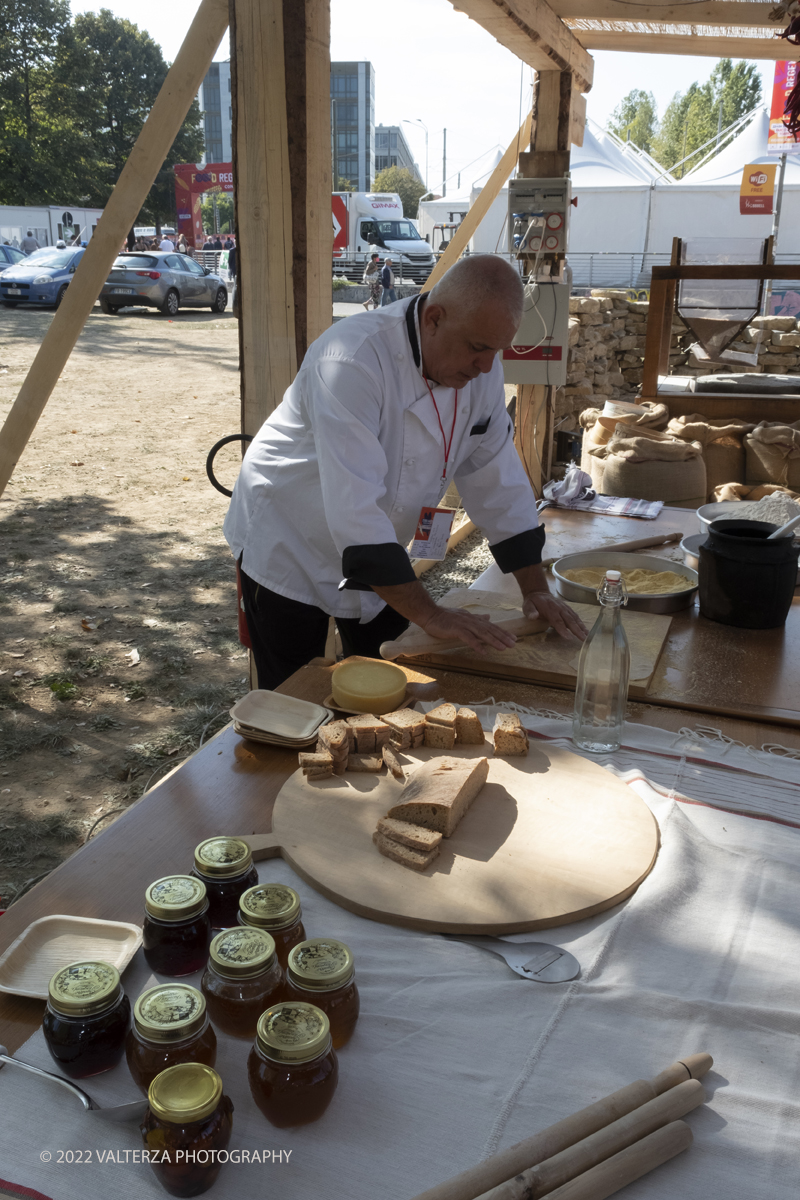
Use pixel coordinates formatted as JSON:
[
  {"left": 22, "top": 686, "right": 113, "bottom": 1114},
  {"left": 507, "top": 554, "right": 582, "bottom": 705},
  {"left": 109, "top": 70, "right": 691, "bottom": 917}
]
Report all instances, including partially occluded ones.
[{"left": 270, "top": 741, "right": 660, "bottom": 934}]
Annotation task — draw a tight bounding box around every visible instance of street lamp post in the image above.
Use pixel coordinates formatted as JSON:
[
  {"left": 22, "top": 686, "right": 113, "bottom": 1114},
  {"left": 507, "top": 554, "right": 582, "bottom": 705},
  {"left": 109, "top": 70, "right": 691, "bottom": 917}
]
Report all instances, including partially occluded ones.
[{"left": 403, "top": 117, "right": 428, "bottom": 191}]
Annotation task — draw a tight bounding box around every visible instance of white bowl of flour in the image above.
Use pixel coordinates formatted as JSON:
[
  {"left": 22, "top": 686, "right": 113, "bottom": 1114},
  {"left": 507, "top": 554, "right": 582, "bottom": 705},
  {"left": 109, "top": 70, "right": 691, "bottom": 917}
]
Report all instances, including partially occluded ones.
[{"left": 697, "top": 493, "right": 800, "bottom": 536}]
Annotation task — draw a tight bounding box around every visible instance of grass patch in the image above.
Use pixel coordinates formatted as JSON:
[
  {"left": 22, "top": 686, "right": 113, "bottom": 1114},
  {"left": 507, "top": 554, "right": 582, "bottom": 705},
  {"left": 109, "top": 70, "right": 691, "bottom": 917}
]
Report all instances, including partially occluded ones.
[
  {"left": 0, "top": 717, "right": 72, "bottom": 760},
  {"left": 88, "top": 713, "right": 124, "bottom": 731},
  {"left": 43, "top": 674, "right": 80, "bottom": 702},
  {"left": 125, "top": 682, "right": 147, "bottom": 702}
]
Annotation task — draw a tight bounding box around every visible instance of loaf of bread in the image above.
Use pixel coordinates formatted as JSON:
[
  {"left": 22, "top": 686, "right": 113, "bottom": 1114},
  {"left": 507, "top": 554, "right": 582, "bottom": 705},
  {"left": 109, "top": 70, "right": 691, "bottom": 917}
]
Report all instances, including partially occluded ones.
[
  {"left": 376, "top": 817, "right": 442, "bottom": 853},
  {"left": 425, "top": 702, "right": 457, "bottom": 728},
  {"left": 423, "top": 721, "right": 456, "bottom": 750},
  {"left": 455, "top": 708, "right": 485, "bottom": 745},
  {"left": 346, "top": 713, "right": 391, "bottom": 754},
  {"left": 381, "top": 708, "right": 425, "bottom": 750},
  {"left": 373, "top": 831, "right": 439, "bottom": 872},
  {"left": 347, "top": 753, "right": 383, "bottom": 773},
  {"left": 492, "top": 713, "right": 529, "bottom": 756},
  {"left": 382, "top": 742, "right": 405, "bottom": 782},
  {"left": 387, "top": 756, "right": 488, "bottom": 837}
]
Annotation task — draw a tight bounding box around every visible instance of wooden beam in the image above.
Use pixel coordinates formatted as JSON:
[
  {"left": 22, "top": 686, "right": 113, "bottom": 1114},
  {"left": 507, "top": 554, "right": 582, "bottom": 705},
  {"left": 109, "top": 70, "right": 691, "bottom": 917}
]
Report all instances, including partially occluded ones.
[
  {"left": 448, "top": 0, "right": 594, "bottom": 91},
  {"left": 231, "top": 0, "right": 297, "bottom": 435},
  {"left": 573, "top": 31, "right": 789, "bottom": 59},
  {"left": 551, "top": 2, "right": 774, "bottom": 24},
  {"left": 0, "top": 0, "right": 229, "bottom": 500},
  {"left": 421, "top": 108, "right": 533, "bottom": 294},
  {"left": 304, "top": 0, "right": 333, "bottom": 350}
]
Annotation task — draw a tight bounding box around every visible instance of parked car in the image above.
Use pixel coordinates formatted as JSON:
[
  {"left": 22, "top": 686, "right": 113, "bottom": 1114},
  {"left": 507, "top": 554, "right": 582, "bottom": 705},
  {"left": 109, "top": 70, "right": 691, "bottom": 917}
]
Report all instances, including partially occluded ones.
[
  {"left": 0, "top": 245, "right": 24, "bottom": 268},
  {"left": 99, "top": 252, "right": 228, "bottom": 315},
  {"left": 0, "top": 246, "right": 85, "bottom": 308}
]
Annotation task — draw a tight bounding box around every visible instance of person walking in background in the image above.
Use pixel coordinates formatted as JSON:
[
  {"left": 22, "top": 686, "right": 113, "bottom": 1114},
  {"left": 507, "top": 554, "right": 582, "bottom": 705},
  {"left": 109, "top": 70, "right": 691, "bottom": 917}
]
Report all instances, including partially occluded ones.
[
  {"left": 380, "top": 258, "right": 397, "bottom": 306},
  {"left": 159, "top": 232, "right": 175, "bottom": 252},
  {"left": 20, "top": 231, "right": 40, "bottom": 255},
  {"left": 362, "top": 253, "right": 382, "bottom": 310},
  {"left": 177, "top": 235, "right": 189, "bottom": 254}
]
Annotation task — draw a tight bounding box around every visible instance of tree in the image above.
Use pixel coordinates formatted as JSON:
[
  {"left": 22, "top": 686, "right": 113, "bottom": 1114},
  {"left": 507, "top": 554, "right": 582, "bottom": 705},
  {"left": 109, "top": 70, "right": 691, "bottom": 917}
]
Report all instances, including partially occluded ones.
[
  {"left": 335, "top": 175, "right": 355, "bottom": 192},
  {"left": 200, "top": 192, "right": 234, "bottom": 233},
  {"left": 652, "top": 59, "right": 762, "bottom": 176},
  {"left": 608, "top": 90, "right": 657, "bottom": 156},
  {"left": 373, "top": 165, "right": 427, "bottom": 217}
]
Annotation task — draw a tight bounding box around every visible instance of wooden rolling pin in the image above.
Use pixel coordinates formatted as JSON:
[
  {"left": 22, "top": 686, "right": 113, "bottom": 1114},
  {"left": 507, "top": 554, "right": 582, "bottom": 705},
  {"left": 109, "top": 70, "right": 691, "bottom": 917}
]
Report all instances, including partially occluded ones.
[
  {"left": 528, "top": 1120, "right": 692, "bottom": 1200},
  {"left": 542, "top": 530, "right": 682, "bottom": 569},
  {"left": 407, "top": 1054, "right": 711, "bottom": 1200},
  {"left": 380, "top": 615, "right": 549, "bottom": 661},
  {"left": 477, "top": 1079, "right": 704, "bottom": 1200}
]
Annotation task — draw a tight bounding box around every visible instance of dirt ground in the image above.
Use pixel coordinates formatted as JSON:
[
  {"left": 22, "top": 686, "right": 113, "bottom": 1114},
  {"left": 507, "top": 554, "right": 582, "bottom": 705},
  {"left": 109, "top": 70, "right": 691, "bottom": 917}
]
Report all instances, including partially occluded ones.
[{"left": 0, "top": 303, "right": 247, "bottom": 910}]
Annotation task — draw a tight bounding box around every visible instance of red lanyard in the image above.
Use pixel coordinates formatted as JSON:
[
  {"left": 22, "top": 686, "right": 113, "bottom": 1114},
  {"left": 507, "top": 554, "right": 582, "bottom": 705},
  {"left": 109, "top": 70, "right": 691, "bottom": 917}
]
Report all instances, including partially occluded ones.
[{"left": 423, "top": 376, "right": 458, "bottom": 484}]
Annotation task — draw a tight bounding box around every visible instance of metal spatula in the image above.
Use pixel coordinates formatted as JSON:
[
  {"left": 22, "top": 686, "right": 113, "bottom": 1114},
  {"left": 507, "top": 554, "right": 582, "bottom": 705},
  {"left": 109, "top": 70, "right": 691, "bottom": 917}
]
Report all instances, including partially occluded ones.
[
  {"left": 0, "top": 1045, "right": 148, "bottom": 1121},
  {"left": 443, "top": 936, "right": 580, "bottom": 982}
]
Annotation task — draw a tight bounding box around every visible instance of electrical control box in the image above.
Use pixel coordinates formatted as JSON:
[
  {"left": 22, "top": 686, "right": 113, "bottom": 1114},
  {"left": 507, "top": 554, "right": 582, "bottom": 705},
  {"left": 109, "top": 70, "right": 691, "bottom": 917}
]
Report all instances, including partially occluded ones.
[
  {"left": 508, "top": 177, "right": 571, "bottom": 257},
  {"left": 501, "top": 282, "right": 569, "bottom": 386}
]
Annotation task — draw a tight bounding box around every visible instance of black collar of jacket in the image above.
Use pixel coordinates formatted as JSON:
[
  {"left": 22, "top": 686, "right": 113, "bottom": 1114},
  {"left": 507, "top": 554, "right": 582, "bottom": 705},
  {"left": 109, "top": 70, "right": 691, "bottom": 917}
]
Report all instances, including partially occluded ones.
[{"left": 405, "top": 293, "right": 421, "bottom": 369}]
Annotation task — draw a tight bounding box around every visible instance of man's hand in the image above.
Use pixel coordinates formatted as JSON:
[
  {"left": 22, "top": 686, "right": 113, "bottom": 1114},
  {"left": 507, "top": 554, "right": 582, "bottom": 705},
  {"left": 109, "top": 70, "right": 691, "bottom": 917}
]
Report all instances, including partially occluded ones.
[
  {"left": 420, "top": 607, "right": 518, "bottom": 655},
  {"left": 522, "top": 591, "right": 588, "bottom": 642}
]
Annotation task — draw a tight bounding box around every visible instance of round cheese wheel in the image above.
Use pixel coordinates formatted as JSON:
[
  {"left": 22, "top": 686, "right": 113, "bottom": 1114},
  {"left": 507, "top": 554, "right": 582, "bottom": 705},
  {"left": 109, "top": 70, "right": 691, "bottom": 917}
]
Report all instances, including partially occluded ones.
[{"left": 331, "top": 660, "right": 407, "bottom": 714}]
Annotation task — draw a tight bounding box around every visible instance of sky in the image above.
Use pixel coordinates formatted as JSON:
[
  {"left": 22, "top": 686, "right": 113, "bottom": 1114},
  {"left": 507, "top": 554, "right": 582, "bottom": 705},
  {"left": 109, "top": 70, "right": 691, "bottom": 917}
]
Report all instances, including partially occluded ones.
[{"left": 70, "top": 0, "right": 779, "bottom": 192}]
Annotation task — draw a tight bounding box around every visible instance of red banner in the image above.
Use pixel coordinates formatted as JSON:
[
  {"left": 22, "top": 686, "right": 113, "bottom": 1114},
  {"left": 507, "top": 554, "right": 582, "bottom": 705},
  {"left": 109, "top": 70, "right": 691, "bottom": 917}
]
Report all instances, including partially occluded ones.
[
  {"left": 769, "top": 61, "right": 800, "bottom": 155},
  {"left": 173, "top": 162, "right": 233, "bottom": 247}
]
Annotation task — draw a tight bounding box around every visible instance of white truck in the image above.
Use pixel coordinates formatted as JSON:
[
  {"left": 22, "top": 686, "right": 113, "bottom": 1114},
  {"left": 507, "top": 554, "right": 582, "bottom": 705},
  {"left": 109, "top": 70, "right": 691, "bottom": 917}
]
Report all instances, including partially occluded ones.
[{"left": 332, "top": 192, "right": 435, "bottom": 284}]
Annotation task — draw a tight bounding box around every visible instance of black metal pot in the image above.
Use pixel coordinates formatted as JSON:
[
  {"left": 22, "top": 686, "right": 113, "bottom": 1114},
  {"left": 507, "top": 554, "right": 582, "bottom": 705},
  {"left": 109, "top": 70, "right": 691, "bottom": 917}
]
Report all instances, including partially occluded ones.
[{"left": 698, "top": 519, "right": 799, "bottom": 629}]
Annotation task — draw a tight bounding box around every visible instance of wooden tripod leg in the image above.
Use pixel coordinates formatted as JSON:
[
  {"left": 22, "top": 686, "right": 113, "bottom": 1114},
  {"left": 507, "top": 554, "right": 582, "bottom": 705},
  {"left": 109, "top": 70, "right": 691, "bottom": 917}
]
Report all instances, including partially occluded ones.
[{"left": 0, "top": 0, "right": 230, "bottom": 499}]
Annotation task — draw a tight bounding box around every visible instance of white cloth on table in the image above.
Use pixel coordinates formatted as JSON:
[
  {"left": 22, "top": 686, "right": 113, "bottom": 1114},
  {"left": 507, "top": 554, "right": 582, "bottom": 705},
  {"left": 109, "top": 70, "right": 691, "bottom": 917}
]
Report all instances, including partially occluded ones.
[{"left": 1, "top": 708, "right": 799, "bottom": 1200}]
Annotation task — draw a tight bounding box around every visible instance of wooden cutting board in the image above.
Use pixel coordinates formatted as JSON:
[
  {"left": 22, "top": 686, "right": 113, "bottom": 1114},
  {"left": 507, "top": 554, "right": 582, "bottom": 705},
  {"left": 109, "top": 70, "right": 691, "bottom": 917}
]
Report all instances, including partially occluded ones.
[
  {"left": 241, "top": 742, "right": 660, "bottom": 934},
  {"left": 390, "top": 590, "right": 673, "bottom": 699}
]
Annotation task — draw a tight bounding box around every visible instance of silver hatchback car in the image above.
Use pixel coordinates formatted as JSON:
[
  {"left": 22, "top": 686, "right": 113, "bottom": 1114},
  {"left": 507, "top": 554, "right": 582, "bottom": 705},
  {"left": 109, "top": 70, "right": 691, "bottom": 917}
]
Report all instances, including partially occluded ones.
[{"left": 99, "top": 252, "right": 227, "bottom": 316}]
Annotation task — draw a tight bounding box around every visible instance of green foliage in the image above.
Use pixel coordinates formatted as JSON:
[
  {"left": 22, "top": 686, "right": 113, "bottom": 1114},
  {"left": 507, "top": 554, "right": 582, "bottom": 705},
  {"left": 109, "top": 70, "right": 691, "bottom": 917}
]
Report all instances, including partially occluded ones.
[
  {"left": 0, "top": 3, "right": 204, "bottom": 224},
  {"left": 373, "top": 166, "right": 427, "bottom": 217},
  {"left": 608, "top": 90, "right": 657, "bottom": 156},
  {"left": 652, "top": 60, "right": 762, "bottom": 177},
  {"left": 335, "top": 176, "right": 355, "bottom": 192},
  {"left": 200, "top": 193, "right": 234, "bottom": 234}
]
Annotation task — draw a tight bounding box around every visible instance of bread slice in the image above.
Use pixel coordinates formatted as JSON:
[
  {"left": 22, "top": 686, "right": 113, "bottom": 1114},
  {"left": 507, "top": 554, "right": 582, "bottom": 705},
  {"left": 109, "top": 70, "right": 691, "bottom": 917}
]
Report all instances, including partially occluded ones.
[
  {"left": 317, "top": 720, "right": 352, "bottom": 758},
  {"left": 299, "top": 750, "right": 333, "bottom": 770},
  {"left": 387, "top": 757, "right": 488, "bottom": 837},
  {"left": 347, "top": 754, "right": 383, "bottom": 772},
  {"left": 493, "top": 713, "right": 529, "bottom": 757},
  {"left": 304, "top": 766, "right": 333, "bottom": 779},
  {"left": 381, "top": 708, "right": 426, "bottom": 750},
  {"left": 376, "top": 816, "right": 442, "bottom": 853},
  {"left": 425, "top": 703, "right": 457, "bottom": 728},
  {"left": 455, "top": 708, "right": 485, "bottom": 745},
  {"left": 373, "top": 831, "right": 439, "bottom": 872},
  {"left": 346, "top": 714, "right": 391, "bottom": 754},
  {"left": 423, "top": 722, "right": 456, "bottom": 750},
  {"left": 382, "top": 742, "right": 405, "bottom": 782}
]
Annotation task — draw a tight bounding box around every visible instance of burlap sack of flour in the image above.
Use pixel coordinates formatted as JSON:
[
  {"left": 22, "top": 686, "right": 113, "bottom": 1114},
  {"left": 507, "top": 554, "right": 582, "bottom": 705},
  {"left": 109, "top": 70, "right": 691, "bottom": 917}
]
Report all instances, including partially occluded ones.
[
  {"left": 713, "top": 481, "right": 800, "bottom": 503},
  {"left": 744, "top": 421, "right": 800, "bottom": 488},
  {"left": 667, "top": 413, "right": 755, "bottom": 500},
  {"left": 594, "top": 424, "right": 707, "bottom": 505},
  {"left": 579, "top": 402, "right": 669, "bottom": 491}
]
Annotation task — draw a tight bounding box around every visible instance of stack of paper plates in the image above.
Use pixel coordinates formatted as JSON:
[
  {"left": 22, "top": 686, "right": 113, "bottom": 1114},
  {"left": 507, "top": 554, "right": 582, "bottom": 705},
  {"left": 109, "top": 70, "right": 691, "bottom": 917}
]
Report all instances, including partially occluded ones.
[{"left": 229, "top": 691, "right": 334, "bottom": 748}]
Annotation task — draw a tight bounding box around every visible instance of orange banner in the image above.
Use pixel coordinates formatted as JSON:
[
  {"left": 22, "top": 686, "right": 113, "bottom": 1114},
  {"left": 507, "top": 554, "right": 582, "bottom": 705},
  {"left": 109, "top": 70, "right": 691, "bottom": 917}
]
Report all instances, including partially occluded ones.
[{"left": 739, "top": 163, "right": 777, "bottom": 215}]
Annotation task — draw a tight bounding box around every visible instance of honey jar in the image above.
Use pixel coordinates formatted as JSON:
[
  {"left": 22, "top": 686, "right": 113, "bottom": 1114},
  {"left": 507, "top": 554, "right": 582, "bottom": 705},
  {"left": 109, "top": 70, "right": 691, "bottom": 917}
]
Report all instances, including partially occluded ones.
[
  {"left": 201, "top": 926, "right": 284, "bottom": 1039},
  {"left": 140, "top": 1063, "right": 233, "bottom": 1198},
  {"left": 237, "top": 883, "right": 306, "bottom": 968},
  {"left": 190, "top": 837, "right": 258, "bottom": 928},
  {"left": 143, "top": 875, "right": 212, "bottom": 977},
  {"left": 283, "top": 939, "right": 359, "bottom": 1048},
  {"left": 126, "top": 984, "right": 217, "bottom": 1096},
  {"left": 42, "top": 960, "right": 131, "bottom": 1078},
  {"left": 247, "top": 1002, "right": 338, "bottom": 1128}
]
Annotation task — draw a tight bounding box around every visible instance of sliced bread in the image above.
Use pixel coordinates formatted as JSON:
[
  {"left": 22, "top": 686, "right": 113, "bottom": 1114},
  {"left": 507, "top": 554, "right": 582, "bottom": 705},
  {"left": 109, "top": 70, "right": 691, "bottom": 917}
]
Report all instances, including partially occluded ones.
[
  {"left": 373, "top": 831, "right": 439, "bottom": 872},
  {"left": 423, "top": 722, "right": 456, "bottom": 750},
  {"left": 376, "top": 816, "right": 442, "bottom": 852},
  {"left": 346, "top": 713, "right": 391, "bottom": 754},
  {"left": 455, "top": 708, "right": 485, "bottom": 745},
  {"left": 298, "top": 750, "right": 333, "bottom": 770},
  {"left": 382, "top": 742, "right": 406, "bottom": 782},
  {"left": 387, "top": 756, "right": 489, "bottom": 837},
  {"left": 381, "top": 708, "right": 426, "bottom": 750},
  {"left": 317, "top": 720, "right": 352, "bottom": 758},
  {"left": 493, "top": 713, "right": 529, "bottom": 756},
  {"left": 425, "top": 702, "right": 457, "bottom": 728}
]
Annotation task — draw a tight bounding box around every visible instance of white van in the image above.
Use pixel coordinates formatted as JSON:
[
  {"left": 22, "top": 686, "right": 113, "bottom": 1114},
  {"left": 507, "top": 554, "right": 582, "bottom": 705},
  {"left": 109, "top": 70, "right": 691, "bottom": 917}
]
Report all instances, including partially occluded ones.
[{"left": 332, "top": 192, "right": 435, "bottom": 284}]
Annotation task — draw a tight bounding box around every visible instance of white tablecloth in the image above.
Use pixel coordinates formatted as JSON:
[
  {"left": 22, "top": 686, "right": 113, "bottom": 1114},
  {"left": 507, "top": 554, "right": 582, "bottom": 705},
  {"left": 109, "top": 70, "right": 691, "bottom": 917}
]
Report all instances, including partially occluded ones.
[{"left": 2, "top": 707, "right": 799, "bottom": 1200}]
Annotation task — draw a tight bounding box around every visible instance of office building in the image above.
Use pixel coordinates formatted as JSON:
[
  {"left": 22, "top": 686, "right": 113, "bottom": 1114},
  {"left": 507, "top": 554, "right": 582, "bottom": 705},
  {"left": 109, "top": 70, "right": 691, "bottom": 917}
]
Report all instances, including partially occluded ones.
[
  {"left": 331, "top": 62, "right": 375, "bottom": 192},
  {"left": 199, "top": 60, "right": 232, "bottom": 164},
  {"left": 375, "top": 125, "right": 422, "bottom": 183}
]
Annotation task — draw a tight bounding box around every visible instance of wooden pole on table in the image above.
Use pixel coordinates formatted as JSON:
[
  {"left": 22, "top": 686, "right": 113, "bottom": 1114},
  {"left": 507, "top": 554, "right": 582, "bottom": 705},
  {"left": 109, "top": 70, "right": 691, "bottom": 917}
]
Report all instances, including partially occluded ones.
[
  {"left": 0, "top": 0, "right": 230, "bottom": 500},
  {"left": 407, "top": 1054, "right": 711, "bottom": 1200},
  {"left": 530, "top": 1121, "right": 692, "bottom": 1200}
]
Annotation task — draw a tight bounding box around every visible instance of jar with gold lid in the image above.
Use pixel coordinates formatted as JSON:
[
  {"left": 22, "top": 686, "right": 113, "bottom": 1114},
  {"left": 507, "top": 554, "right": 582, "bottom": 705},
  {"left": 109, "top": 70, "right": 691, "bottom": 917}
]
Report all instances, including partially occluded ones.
[
  {"left": 143, "top": 875, "right": 212, "bottom": 977},
  {"left": 126, "top": 984, "right": 217, "bottom": 1096},
  {"left": 247, "top": 1002, "right": 338, "bottom": 1128},
  {"left": 190, "top": 837, "right": 258, "bottom": 928},
  {"left": 283, "top": 939, "right": 359, "bottom": 1049},
  {"left": 237, "top": 883, "right": 306, "bottom": 968},
  {"left": 42, "top": 960, "right": 131, "bottom": 1078},
  {"left": 200, "top": 926, "right": 284, "bottom": 1039},
  {"left": 140, "top": 1063, "right": 233, "bottom": 1198}
]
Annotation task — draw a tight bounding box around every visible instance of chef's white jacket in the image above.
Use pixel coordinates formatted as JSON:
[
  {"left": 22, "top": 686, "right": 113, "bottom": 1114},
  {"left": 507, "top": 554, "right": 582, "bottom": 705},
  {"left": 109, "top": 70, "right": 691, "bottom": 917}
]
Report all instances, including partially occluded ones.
[{"left": 224, "top": 295, "right": 543, "bottom": 623}]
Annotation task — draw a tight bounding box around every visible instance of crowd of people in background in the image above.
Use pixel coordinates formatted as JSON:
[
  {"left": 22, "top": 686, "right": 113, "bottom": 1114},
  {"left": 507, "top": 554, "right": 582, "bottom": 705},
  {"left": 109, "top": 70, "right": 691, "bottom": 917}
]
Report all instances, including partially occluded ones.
[{"left": 125, "top": 232, "right": 236, "bottom": 259}]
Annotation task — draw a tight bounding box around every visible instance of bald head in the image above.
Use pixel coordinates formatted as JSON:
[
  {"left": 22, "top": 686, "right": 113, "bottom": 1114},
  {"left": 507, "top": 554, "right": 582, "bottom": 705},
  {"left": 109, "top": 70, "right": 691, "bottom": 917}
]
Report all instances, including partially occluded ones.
[
  {"left": 419, "top": 256, "right": 523, "bottom": 388},
  {"left": 427, "top": 255, "right": 524, "bottom": 323}
]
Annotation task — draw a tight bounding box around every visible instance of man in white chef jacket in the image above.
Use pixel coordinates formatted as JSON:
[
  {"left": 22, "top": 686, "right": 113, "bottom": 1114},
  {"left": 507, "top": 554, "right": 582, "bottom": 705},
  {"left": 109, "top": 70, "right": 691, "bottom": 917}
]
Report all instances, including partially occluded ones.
[{"left": 224, "top": 255, "right": 586, "bottom": 689}]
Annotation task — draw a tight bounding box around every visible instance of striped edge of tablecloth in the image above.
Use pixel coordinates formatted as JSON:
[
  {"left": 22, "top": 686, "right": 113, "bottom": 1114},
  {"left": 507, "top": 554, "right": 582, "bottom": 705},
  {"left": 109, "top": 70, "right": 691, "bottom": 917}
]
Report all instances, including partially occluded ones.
[{"left": 0, "top": 1180, "right": 53, "bottom": 1200}]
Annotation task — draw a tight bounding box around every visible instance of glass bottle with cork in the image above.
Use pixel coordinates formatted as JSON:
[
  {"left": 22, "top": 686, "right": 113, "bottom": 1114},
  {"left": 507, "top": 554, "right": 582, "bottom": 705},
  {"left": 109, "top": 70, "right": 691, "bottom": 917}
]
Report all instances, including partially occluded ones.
[
  {"left": 126, "top": 984, "right": 217, "bottom": 1095},
  {"left": 201, "top": 926, "right": 284, "bottom": 1038},
  {"left": 572, "top": 569, "right": 630, "bottom": 754},
  {"left": 248, "top": 1002, "right": 338, "bottom": 1127},
  {"left": 190, "top": 837, "right": 258, "bottom": 928},
  {"left": 140, "top": 1063, "right": 233, "bottom": 1197},
  {"left": 237, "top": 883, "right": 306, "bottom": 968}
]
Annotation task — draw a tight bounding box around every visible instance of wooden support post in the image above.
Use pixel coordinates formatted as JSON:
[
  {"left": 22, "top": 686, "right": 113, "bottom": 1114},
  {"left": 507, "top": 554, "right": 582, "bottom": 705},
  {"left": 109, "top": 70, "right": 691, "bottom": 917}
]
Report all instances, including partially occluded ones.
[
  {"left": 304, "top": 0, "right": 333, "bottom": 350},
  {"left": 0, "top": 0, "right": 229, "bottom": 499}
]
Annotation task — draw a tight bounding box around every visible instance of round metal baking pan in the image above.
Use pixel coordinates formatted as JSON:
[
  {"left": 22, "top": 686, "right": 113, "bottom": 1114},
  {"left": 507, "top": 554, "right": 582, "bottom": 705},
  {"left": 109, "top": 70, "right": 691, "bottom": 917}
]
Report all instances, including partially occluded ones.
[{"left": 552, "top": 552, "right": 698, "bottom": 613}]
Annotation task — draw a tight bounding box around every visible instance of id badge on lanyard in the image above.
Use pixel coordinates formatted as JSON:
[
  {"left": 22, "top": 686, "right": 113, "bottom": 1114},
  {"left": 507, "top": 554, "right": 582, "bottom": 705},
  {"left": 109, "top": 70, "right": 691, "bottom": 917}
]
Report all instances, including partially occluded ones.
[{"left": 411, "top": 505, "right": 455, "bottom": 560}]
